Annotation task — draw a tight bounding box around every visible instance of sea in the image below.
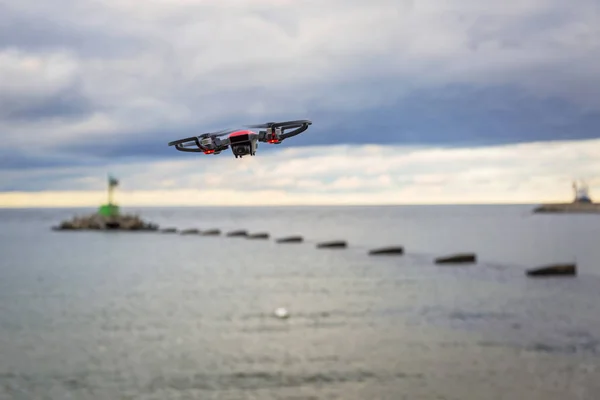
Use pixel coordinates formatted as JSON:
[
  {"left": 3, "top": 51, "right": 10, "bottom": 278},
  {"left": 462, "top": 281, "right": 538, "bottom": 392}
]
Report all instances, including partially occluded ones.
[{"left": 0, "top": 205, "right": 599, "bottom": 400}]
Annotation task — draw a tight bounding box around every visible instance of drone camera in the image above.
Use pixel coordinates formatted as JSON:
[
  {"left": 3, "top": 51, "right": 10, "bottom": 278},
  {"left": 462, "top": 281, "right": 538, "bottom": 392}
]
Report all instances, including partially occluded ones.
[
  {"left": 233, "top": 144, "right": 251, "bottom": 155},
  {"left": 229, "top": 133, "right": 256, "bottom": 157}
]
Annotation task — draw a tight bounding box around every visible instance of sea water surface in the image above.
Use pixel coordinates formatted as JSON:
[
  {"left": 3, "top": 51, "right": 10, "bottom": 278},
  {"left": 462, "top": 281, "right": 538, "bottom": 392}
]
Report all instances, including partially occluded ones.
[{"left": 0, "top": 205, "right": 599, "bottom": 399}]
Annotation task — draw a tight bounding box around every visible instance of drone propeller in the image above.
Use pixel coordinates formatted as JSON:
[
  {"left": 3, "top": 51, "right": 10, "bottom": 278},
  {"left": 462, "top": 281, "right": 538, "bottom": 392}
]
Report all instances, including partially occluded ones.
[
  {"left": 198, "top": 128, "right": 239, "bottom": 138},
  {"left": 168, "top": 136, "right": 201, "bottom": 147},
  {"left": 245, "top": 119, "right": 312, "bottom": 129},
  {"left": 169, "top": 128, "right": 240, "bottom": 147},
  {"left": 245, "top": 122, "right": 276, "bottom": 129}
]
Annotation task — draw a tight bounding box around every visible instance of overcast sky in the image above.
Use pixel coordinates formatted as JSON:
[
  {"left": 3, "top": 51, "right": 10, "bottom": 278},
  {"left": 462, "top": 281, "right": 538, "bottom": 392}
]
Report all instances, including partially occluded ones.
[{"left": 1, "top": 0, "right": 599, "bottom": 206}]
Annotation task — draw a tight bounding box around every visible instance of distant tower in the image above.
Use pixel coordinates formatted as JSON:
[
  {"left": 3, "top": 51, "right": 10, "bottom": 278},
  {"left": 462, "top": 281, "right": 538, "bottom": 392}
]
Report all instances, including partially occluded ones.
[
  {"left": 107, "top": 175, "right": 118, "bottom": 205},
  {"left": 573, "top": 180, "right": 592, "bottom": 203}
]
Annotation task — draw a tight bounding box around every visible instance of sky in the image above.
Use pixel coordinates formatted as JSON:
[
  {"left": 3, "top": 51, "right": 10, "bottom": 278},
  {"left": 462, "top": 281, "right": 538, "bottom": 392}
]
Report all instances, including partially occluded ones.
[{"left": 1, "top": 0, "right": 599, "bottom": 206}]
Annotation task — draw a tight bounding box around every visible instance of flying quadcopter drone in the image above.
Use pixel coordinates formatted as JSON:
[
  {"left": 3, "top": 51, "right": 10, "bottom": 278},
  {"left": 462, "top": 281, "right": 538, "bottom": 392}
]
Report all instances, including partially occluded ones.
[{"left": 167, "top": 119, "right": 312, "bottom": 158}]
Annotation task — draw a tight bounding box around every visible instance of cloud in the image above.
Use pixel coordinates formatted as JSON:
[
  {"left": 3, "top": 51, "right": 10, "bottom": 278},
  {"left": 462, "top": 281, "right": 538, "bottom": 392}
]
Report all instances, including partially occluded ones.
[
  {"left": 1, "top": 138, "right": 598, "bottom": 207},
  {"left": 1, "top": 0, "right": 599, "bottom": 200},
  {"left": 1, "top": 0, "right": 600, "bottom": 158}
]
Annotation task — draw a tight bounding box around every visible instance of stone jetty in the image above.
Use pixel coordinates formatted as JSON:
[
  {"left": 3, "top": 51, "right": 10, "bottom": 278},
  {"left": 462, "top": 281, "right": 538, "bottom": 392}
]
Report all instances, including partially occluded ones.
[
  {"left": 52, "top": 212, "right": 158, "bottom": 231},
  {"left": 533, "top": 202, "right": 600, "bottom": 214},
  {"left": 534, "top": 180, "right": 600, "bottom": 214},
  {"left": 52, "top": 175, "right": 159, "bottom": 231}
]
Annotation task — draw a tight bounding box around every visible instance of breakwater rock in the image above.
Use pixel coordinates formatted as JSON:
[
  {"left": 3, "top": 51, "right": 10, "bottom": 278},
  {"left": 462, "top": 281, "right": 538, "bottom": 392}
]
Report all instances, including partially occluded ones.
[
  {"left": 180, "top": 228, "right": 200, "bottom": 235},
  {"left": 526, "top": 263, "right": 577, "bottom": 277},
  {"left": 533, "top": 202, "right": 600, "bottom": 214},
  {"left": 368, "top": 246, "right": 404, "bottom": 255},
  {"left": 226, "top": 230, "right": 248, "bottom": 237},
  {"left": 52, "top": 213, "right": 159, "bottom": 231},
  {"left": 316, "top": 240, "right": 347, "bottom": 249},
  {"left": 276, "top": 235, "right": 304, "bottom": 243},
  {"left": 247, "top": 232, "right": 270, "bottom": 239},
  {"left": 435, "top": 253, "right": 477, "bottom": 264}
]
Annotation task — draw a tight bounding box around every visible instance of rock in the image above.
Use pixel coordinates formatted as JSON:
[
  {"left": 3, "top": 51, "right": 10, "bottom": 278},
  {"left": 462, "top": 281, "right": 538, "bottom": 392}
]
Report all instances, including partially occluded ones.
[
  {"left": 526, "top": 263, "right": 576, "bottom": 277},
  {"left": 202, "top": 229, "right": 221, "bottom": 236},
  {"left": 180, "top": 229, "right": 200, "bottom": 235},
  {"left": 368, "top": 246, "right": 404, "bottom": 255},
  {"left": 52, "top": 212, "right": 158, "bottom": 232},
  {"left": 316, "top": 240, "right": 347, "bottom": 249},
  {"left": 276, "top": 235, "right": 303, "bottom": 243},
  {"left": 160, "top": 228, "right": 178, "bottom": 233},
  {"left": 435, "top": 253, "right": 477, "bottom": 264},
  {"left": 226, "top": 230, "right": 248, "bottom": 237},
  {"left": 247, "top": 232, "right": 269, "bottom": 239},
  {"left": 55, "top": 221, "right": 75, "bottom": 230}
]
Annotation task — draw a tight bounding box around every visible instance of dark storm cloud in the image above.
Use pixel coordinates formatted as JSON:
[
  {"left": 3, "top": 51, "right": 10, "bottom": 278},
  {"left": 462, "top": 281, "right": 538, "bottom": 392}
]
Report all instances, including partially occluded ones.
[
  {"left": 0, "top": 149, "right": 108, "bottom": 171},
  {"left": 55, "top": 83, "right": 599, "bottom": 162},
  {"left": 0, "top": 83, "right": 94, "bottom": 122},
  {"left": 58, "top": 128, "right": 180, "bottom": 160},
  {"left": 1, "top": 0, "right": 599, "bottom": 179},
  {"left": 290, "top": 84, "right": 600, "bottom": 148}
]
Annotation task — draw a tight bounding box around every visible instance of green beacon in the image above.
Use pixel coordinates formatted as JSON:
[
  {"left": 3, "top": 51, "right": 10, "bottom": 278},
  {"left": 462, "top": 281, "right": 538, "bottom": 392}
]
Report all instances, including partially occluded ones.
[{"left": 98, "top": 175, "right": 120, "bottom": 217}]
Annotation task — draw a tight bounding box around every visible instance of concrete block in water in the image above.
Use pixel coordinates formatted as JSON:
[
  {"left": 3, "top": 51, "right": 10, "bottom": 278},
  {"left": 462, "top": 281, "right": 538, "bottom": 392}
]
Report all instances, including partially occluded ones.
[
  {"left": 276, "top": 235, "right": 303, "bottom": 243},
  {"left": 435, "top": 253, "right": 477, "bottom": 264},
  {"left": 201, "top": 229, "right": 221, "bottom": 236},
  {"left": 160, "top": 228, "right": 178, "bottom": 233},
  {"left": 226, "top": 230, "right": 248, "bottom": 237},
  {"left": 368, "top": 246, "right": 404, "bottom": 255},
  {"left": 526, "top": 263, "right": 576, "bottom": 277},
  {"left": 316, "top": 240, "right": 347, "bottom": 249},
  {"left": 180, "top": 228, "right": 200, "bottom": 235},
  {"left": 247, "top": 232, "right": 270, "bottom": 239}
]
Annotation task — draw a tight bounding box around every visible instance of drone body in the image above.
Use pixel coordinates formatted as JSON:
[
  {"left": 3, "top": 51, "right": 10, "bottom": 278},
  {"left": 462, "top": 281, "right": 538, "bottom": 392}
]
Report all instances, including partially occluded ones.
[
  {"left": 168, "top": 120, "right": 312, "bottom": 159},
  {"left": 228, "top": 130, "right": 259, "bottom": 158}
]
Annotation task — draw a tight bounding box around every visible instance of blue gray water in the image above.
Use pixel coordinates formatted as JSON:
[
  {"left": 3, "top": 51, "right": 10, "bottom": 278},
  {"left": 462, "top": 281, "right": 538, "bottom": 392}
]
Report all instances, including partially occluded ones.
[{"left": 1, "top": 205, "right": 599, "bottom": 399}]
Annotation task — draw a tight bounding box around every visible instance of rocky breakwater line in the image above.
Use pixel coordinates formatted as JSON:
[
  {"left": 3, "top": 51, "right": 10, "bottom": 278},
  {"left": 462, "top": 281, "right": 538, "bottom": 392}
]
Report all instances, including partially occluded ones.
[
  {"left": 52, "top": 213, "right": 159, "bottom": 231},
  {"left": 533, "top": 202, "right": 600, "bottom": 214}
]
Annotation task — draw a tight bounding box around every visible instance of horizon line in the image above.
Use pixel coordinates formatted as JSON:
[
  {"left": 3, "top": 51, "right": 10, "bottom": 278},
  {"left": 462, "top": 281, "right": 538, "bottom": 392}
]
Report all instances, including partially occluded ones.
[{"left": 0, "top": 202, "right": 557, "bottom": 210}]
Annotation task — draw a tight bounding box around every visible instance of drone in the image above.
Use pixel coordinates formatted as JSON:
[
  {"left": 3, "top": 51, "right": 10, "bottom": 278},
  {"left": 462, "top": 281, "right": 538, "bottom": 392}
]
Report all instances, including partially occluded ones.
[{"left": 167, "top": 119, "right": 312, "bottom": 158}]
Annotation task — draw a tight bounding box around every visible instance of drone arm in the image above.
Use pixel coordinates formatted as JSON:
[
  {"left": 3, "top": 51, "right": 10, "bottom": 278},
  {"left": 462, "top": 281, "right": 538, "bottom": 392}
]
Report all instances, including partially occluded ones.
[
  {"left": 256, "top": 123, "right": 309, "bottom": 142},
  {"left": 175, "top": 144, "right": 204, "bottom": 152},
  {"left": 169, "top": 136, "right": 206, "bottom": 152},
  {"left": 280, "top": 122, "right": 310, "bottom": 140}
]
